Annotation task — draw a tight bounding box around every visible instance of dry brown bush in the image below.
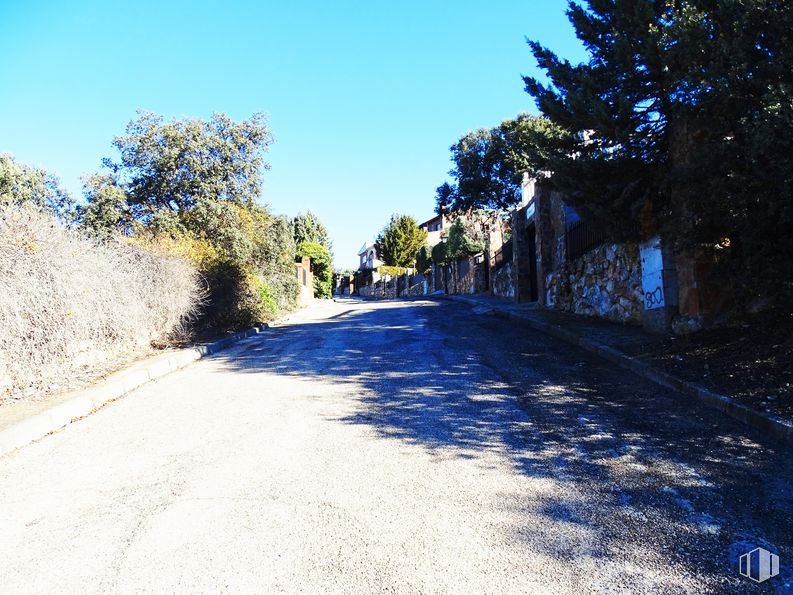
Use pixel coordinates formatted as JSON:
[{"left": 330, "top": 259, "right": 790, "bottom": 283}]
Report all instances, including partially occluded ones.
[{"left": 0, "top": 205, "right": 203, "bottom": 402}]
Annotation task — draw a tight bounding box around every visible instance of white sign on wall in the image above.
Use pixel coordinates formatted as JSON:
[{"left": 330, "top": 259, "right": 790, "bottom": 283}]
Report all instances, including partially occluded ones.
[{"left": 640, "top": 237, "right": 665, "bottom": 310}]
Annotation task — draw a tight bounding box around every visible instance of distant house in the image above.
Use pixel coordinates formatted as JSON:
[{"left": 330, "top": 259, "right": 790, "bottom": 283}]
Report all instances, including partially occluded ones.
[
  {"left": 357, "top": 242, "right": 382, "bottom": 270},
  {"left": 418, "top": 211, "right": 455, "bottom": 247}
]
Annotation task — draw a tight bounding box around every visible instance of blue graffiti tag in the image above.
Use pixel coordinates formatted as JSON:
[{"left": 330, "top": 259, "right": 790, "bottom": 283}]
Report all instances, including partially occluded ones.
[{"left": 644, "top": 286, "right": 664, "bottom": 309}]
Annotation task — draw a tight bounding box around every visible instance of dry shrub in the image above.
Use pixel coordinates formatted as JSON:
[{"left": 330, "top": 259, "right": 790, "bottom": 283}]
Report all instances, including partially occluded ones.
[
  {"left": 132, "top": 234, "right": 285, "bottom": 332},
  {"left": 0, "top": 205, "right": 203, "bottom": 402}
]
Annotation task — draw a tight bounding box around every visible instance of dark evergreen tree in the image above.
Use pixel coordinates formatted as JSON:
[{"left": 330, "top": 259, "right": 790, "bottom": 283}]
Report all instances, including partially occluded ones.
[
  {"left": 374, "top": 214, "right": 428, "bottom": 268},
  {"left": 434, "top": 182, "right": 455, "bottom": 215},
  {"left": 292, "top": 211, "right": 331, "bottom": 251},
  {"left": 525, "top": 0, "right": 793, "bottom": 303},
  {"left": 524, "top": 0, "right": 684, "bottom": 238}
]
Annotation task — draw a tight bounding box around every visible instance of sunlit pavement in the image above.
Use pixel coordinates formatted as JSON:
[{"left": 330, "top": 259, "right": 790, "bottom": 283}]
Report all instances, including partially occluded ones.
[{"left": 0, "top": 298, "right": 790, "bottom": 593}]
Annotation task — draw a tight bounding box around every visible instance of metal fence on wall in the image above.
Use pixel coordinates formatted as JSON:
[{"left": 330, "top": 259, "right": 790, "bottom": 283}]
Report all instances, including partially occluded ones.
[{"left": 565, "top": 219, "right": 610, "bottom": 261}]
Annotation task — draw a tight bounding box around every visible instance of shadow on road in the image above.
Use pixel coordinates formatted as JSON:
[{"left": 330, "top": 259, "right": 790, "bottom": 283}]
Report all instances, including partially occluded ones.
[{"left": 216, "top": 299, "right": 793, "bottom": 592}]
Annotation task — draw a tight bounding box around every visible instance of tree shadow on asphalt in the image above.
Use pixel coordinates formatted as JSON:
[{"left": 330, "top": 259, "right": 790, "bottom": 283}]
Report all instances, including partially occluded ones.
[{"left": 216, "top": 300, "right": 793, "bottom": 593}]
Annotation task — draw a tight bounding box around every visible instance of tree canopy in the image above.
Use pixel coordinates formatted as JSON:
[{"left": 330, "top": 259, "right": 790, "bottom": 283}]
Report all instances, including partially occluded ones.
[
  {"left": 446, "top": 216, "right": 485, "bottom": 260},
  {"left": 431, "top": 242, "right": 449, "bottom": 266},
  {"left": 85, "top": 110, "right": 273, "bottom": 225},
  {"left": 374, "top": 215, "right": 428, "bottom": 268},
  {"left": 524, "top": 0, "right": 793, "bottom": 300},
  {"left": 80, "top": 172, "right": 131, "bottom": 236},
  {"left": 78, "top": 111, "right": 297, "bottom": 329},
  {"left": 0, "top": 153, "right": 74, "bottom": 221},
  {"left": 438, "top": 114, "right": 567, "bottom": 214},
  {"left": 292, "top": 211, "right": 331, "bottom": 250},
  {"left": 415, "top": 244, "right": 433, "bottom": 274}
]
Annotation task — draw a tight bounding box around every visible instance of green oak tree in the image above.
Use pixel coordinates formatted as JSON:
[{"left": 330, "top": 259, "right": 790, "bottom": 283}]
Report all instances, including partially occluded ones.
[
  {"left": 431, "top": 242, "right": 449, "bottom": 266},
  {"left": 0, "top": 153, "right": 75, "bottom": 221},
  {"left": 112, "top": 110, "right": 272, "bottom": 214},
  {"left": 434, "top": 182, "right": 455, "bottom": 215},
  {"left": 79, "top": 111, "right": 297, "bottom": 329},
  {"left": 440, "top": 114, "right": 568, "bottom": 214},
  {"left": 79, "top": 172, "right": 132, "bottom": 236}
]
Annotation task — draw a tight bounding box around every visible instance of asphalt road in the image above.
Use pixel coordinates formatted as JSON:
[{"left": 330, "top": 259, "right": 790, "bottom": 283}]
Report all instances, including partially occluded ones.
[{"left": 1, "top": 298, "right": 791, "bottom": 594}]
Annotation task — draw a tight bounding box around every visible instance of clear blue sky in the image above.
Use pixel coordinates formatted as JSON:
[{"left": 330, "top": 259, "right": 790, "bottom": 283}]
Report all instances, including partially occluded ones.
[{"left": 0, "top": 0, "right": 585, "bottom": 269}]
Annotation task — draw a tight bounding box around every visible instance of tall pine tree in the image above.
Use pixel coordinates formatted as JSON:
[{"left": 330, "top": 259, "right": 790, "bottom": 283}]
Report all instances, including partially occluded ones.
[
  {"left": 525, "top": 0, "right": 793, "bottom": 303},
  {"left": 524, "top": 0, "right": 686, "bottom": 239}
]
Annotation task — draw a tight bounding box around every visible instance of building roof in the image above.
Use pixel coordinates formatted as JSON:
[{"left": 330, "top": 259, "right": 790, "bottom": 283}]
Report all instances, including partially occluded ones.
[
  {"left": 358, "top": 242, "right": 375, "bottom": 256},
  {"left": 418, "top": 213, "right": 442, "bottom": 228}
]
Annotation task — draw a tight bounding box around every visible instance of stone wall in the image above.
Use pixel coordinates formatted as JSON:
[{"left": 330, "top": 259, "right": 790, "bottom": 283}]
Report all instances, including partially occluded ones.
[
  {"left": 427, "top": 256, "right": 486, "bottom": 296},
  {"left": 545, "top": 242, "right": 643, "bottom": 323},
  {"left": 357, "top": 284, "right": 377, "bottom": 298},
  {"left": 444, "top": 256, "right": 487, "bottom": 295},
  {"left": 405, "top": 275, "right": 428, "bottom": 297},
  {"left": 429, "top": 263, "right": 445, "bottom": 294},
  {"left": 333, "top": 274, "right": 355, "bottom": 296},
  {"left": 452, "top": 257, "right": 476, "bottom": 295},
  {"left": 491, "top": 261, "right": 515, "bottom": 299},
  {"left": 512, "top": 205, "right": 536, "bottom": 302},
  {"left": 357, "top": 274, "right": 429, "bottom": 299},
  {"left": 356, "top": 257, "right": 487, "bottom": 299}
]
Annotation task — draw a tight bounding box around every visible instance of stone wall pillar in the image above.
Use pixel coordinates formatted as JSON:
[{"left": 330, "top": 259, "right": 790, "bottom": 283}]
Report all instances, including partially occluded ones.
[
  {"left": 512, "top": 205, "right": 533, "bottom": 303},
  {"left": 484, "top": 232, "right": 492, "bottom": 296},
  {"left": 483, "top": 215, "right": 505, "bottom": 297},
  {"left": 639, "top": 237, "right": 679, "bottom": 333},
  {"left": 295, "top": 256, "right": 314, "bottom": 304},
  {"left": 533, "top": 183, "right": 554, "bottom": 306}
]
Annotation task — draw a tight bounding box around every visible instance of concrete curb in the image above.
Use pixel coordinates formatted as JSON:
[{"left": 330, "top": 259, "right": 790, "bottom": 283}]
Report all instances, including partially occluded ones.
[
  {"left": 0, "top": 324, "right": 271, "bottom": 457},
  {"left": 440, "top": 294, "right": 793, "bottom": 446}
]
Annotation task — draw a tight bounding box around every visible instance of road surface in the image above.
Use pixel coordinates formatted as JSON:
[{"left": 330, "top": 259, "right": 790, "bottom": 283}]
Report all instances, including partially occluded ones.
[{"left": 1, "top": 298, "right": 791, "bottom": 593}]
